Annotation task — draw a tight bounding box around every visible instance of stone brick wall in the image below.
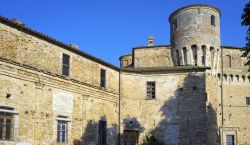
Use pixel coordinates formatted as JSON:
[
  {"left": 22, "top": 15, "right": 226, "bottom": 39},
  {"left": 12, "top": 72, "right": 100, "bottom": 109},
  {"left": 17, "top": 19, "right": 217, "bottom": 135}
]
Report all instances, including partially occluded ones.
[
  {"left": 0, "top": 59, "right": 118, "bottom": 145},
  {"left": 0, "top": 23, "right": 119, "bottom": 93},
  {"left": 120, "top": 71, "right": 207, "bottom": 145},
  {"left": 133, "top": 46, "right": 172, "bottom": 68}
]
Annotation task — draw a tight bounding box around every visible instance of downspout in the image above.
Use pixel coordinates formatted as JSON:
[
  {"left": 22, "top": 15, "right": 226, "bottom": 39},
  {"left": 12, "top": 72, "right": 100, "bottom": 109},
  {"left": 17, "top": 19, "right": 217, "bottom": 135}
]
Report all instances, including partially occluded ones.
[
  {"left": 118, "top": 69, "right": 121, "bottom": 145},
  {"left": 220, "top": 47, "right": 224, "bottom": 126},
  {"left": 220, "top": 47, "right": 224, "bottom": 145}
]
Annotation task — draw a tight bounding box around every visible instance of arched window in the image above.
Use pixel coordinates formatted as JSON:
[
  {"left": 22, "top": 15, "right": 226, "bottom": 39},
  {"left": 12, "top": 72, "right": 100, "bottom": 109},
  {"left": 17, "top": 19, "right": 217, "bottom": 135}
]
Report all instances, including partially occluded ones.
[
  {"left": 182, "top": 47, "right": 187, "bottom": 65},
  {"left": 201, "top": 45, "right": 206, "bottom": 66},
  {"left": 191, "top": 45, "right": 198, "bottom": 66},
  {"left": 242, "top": 75, "right": 246, "bottom": 82},
  {"left": 225, "top": 55, "right": 232, "bottom": 68},
  {"left": 223, "top": 74, "right": 227, "bottom": 81},
  {"left": 236, "top": 75, "right": 239, "bottom": 82},
  {"left": 230, "top": 74, "right": 233, "bottom": 82},
  {"left": 210, "top": 47, "right": 215, "bottom": 67},
  {"left": 211, "top": 15, "right": 215, "bottom": 26},
  {"left": 217, "top": 73, "right": 221, "bottom": 80},
  {"left": 176, "top": 49, "right": 180, "bottom": 66}
]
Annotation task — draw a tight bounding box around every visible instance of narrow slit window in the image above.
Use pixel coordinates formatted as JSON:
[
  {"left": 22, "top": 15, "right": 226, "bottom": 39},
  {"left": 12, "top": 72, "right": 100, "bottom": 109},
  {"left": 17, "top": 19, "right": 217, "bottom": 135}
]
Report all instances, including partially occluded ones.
[
  {"left": 182, "top": 47, "right": 187, "bottom": 65},
  {"left": 176, "top": 50, "right": 180, "bottom": 66},
  {"left": 191, "top": 45, "right": 198, "bottom": 66},
  {"left": 211, "top": 15, "right": 215, "bottom": 26},
  {"left": 202, "top": 45, "right": 206, "bottom": 66},
  {"left": 146, "top": 82, "right": 156, "bottom": 99},
  {"left": 173, "top": 19, "right": 177, "bottom": 31},
  {"left": 100, "top": 69, "right": 106, "bottom": 88},
  {"left": 62, "top": 54, "right": 70, "bottom": 76}
]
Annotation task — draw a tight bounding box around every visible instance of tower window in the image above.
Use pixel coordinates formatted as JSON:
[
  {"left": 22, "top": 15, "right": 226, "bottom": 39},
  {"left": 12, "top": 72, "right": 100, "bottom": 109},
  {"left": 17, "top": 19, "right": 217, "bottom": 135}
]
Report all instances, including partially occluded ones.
[
  {"left": 211, "top": 15, "right": 216, "bottom": 26},
  {"left": 100, "top": 69, "right": 106, "bottom": 88},
  {"left": 182, "top": 47, "right": 187, "bottom": 65},
  {"left": 62, "top": 54, "right": 70, "bottom": 76},
  {"left": 176, "top": 50, "right": 180, "bottom": 66},
  {"left": 146, "top": 82, "right": 156, "bottom": 99},
  {"left": 191, "top": 45, "right": 198, "bottom": 66},
  {"left": 202, "top": 45, "right": 206, "bottom": 66},
  {"left": 225, "top": 55, "right": 232, "bottom": 68},
  {"left": 173, "top": 19, "right": 177, "bottom": 31}
]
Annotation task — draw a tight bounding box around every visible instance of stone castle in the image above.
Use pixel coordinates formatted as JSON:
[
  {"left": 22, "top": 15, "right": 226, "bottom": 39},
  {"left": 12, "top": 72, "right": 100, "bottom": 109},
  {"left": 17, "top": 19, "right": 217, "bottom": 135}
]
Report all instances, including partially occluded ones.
[{"left": 0, "top": 4, "right": 249, "bottom": 145}]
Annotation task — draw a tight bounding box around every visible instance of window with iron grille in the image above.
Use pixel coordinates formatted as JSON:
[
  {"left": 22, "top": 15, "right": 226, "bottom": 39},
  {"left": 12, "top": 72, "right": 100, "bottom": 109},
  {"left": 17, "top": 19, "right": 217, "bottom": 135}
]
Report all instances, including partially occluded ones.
[
  {"left": 146, "top": 82, "right": 155, "bottom": 99},
  {"left": 62, "top": 54, "right": 70, "bottom": 76},
  {"left": 226, "top": 135, "right": 235, "bottom": 145},
  {"left": 57, "top": 120, "right": 68, "bottom": 143},
  {"left": 98, "top": 120, "right": 107, "bottom": 145},
  {"left": 0, "top": 113, "right": 14, "bottom": 141},
  {"left": 100, "top": 69, "right": 106, "bottom": 88},
  {"left": 246, "top": 97, "right": 250, "bottom": 105}
]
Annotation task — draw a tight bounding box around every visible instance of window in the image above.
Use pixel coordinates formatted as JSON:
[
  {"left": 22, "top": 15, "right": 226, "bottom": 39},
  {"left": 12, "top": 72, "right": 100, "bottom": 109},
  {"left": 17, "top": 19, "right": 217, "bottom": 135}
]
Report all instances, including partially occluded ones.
[
  {"left": 182, "top": 47, "right": 187, "bottom": 65},
  {"left": 146, "top": 82, "right": 156, "bottom": 99},
  {"left": 236, "top": 75, "right": 239, "bottom": 82},
  {"left": 211, "top": 15, "right": 215, "bottom": 26},
  {"left": 173, "top": 19, "right": 177, "bottom": 31},
  {"left": 176, "top": 50, "right": 180, "bottom": 66},
  {"left": 57, "top": 116, "right": 69, "bottom": 143},
  {"left": 230, "top": 74, "right": 233, "bottom": 82},
  {"left": 246, "top": 97, "right": 250, "bottom": 105},
  {"left": 191, "top": 45, "right": 198, "bottom": 66},
  {"left": 100, "top": 69, "right": 106, "bottom": 88},
  {"left": 202, "top": 45, "right": 206, "bottom": 66},
  {"left": 98, "top": 120, "right": 107, "bottom": 145},
  {"left": 0, "top": 113, "right": 14, "bottom": 141},
  {"left": 225, "top": 55, "right": 232, "bottom": 68},
  {"left": 62, "top": 54, "right": 70, "bottom": 76},
  {"left": 210, "top": 47, "right": 215, "bottom": 67},
  {"left": 242, "top": 75, "right": 245, "bottom": 82},
  {"left": 226, "top": 135, "right": 235, "bottom": 145}
]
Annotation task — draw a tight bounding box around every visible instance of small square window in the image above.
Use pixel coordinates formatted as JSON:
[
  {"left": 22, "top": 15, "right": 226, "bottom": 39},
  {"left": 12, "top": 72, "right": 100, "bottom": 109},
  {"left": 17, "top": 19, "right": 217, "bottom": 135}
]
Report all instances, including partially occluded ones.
[
  {"left": 246, "top": 97, "right": 250, "bottom": 105},
  {"left": 146, "top": 82, "right": 155, "bottom": 99}
]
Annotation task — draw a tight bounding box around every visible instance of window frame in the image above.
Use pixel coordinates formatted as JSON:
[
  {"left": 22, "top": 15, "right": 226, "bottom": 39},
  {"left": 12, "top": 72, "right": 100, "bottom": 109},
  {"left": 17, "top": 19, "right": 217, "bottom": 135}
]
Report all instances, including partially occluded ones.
[
  {"left": 226, "top": 135, "right": 235, "bottom": 145},
  {"left": 0, "top": 113, "right": 14, "bottom": 141},
  {"left": 246, "top": 97, "right": 250, "bottom": 105},
  {"left": 211, "top": 15, "right": 216, "bottom": 26},
  {"left": 62, "top": 53, "right": 70, "bottom": 77},
  {"left": 56, "top": 117, "right": 69, "bottom": 144},
  {"left": 100, "top": 69, "right": 106, "bottom": 88},
  {"left": 146, "top": 81, "right": 156, "bottom": 100}
]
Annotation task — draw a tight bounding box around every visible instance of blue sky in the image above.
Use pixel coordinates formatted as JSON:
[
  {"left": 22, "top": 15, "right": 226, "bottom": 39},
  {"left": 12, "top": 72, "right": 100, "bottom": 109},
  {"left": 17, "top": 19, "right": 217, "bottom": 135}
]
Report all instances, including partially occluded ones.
[{"left": 1, "top": 0, "right": 249, "bottom": 66}]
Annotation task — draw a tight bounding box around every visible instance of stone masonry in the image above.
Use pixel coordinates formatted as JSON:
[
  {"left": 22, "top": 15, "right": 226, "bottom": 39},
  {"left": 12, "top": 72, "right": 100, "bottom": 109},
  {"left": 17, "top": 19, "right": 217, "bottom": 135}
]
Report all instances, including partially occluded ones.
[{"left": 0, "top": 4, "right": 249, "bottom": 145}]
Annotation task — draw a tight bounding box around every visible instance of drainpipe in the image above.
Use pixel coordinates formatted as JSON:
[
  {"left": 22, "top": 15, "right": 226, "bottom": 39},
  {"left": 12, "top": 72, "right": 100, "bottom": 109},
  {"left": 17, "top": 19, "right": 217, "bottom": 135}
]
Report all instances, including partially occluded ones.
[
  {"left": 220, "top": 47, "right": 224, "bottom": 126},
  {"left": 118, "top": 70, "right": 121, "bottom": 145},
  {"left": 220, "top": 47, "right": 224, "bottom": 145}
]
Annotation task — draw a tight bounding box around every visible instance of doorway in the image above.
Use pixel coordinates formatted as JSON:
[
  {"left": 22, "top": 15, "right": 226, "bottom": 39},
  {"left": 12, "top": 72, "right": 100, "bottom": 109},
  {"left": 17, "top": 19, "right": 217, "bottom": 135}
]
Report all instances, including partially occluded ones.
[{"left": 122, "top": 130, "right": 139, "bottom": 145}]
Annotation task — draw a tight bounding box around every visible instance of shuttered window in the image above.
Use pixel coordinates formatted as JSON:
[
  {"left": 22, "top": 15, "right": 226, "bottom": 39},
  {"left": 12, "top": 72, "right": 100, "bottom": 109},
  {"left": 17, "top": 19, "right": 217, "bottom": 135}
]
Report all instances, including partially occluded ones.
[
  {"left": 0, "top": 113, "right": 14, "bottom": 141},
  {"left": 226, "top": 135, "right": 235, "bottom": 145},
  {"left": 100, "top": 69, "right": 106, "bottom": 88},
  {"left": 62, "top": 54, "right": 70, "bottom": 76}
]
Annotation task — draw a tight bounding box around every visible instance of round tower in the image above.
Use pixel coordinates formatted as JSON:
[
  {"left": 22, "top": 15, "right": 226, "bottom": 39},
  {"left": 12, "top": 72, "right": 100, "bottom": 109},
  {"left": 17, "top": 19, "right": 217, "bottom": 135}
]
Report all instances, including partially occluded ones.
[{"left": 169, "top": 4, "right": 221, "bottom": 73}]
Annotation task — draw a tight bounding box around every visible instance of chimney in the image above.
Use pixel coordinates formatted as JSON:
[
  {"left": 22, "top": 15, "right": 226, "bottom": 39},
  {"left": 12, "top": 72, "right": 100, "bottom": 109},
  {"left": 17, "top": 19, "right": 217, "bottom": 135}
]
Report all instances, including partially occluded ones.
[
  {"left": 148, "top": 36, "right": 154, "bottom": 46},
  {"left": 70, "top": 43, "right": 79, "bottom": 50},
  {"left": 11, "top": 19, "right": 25, "bottom": 26}
]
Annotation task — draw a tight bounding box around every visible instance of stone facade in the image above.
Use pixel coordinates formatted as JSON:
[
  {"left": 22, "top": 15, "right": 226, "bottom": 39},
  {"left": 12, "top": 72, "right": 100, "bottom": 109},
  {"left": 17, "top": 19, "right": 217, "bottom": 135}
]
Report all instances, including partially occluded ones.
[{"left": 0, "top": 4, "right": 249, "bottom": 145}]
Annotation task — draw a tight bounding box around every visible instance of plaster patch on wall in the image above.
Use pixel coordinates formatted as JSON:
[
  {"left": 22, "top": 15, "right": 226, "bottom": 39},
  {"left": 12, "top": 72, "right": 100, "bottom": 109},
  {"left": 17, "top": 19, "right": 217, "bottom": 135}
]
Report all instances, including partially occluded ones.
[{"left": 52, "top": 90, "right": 73, "bottom": 113}]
